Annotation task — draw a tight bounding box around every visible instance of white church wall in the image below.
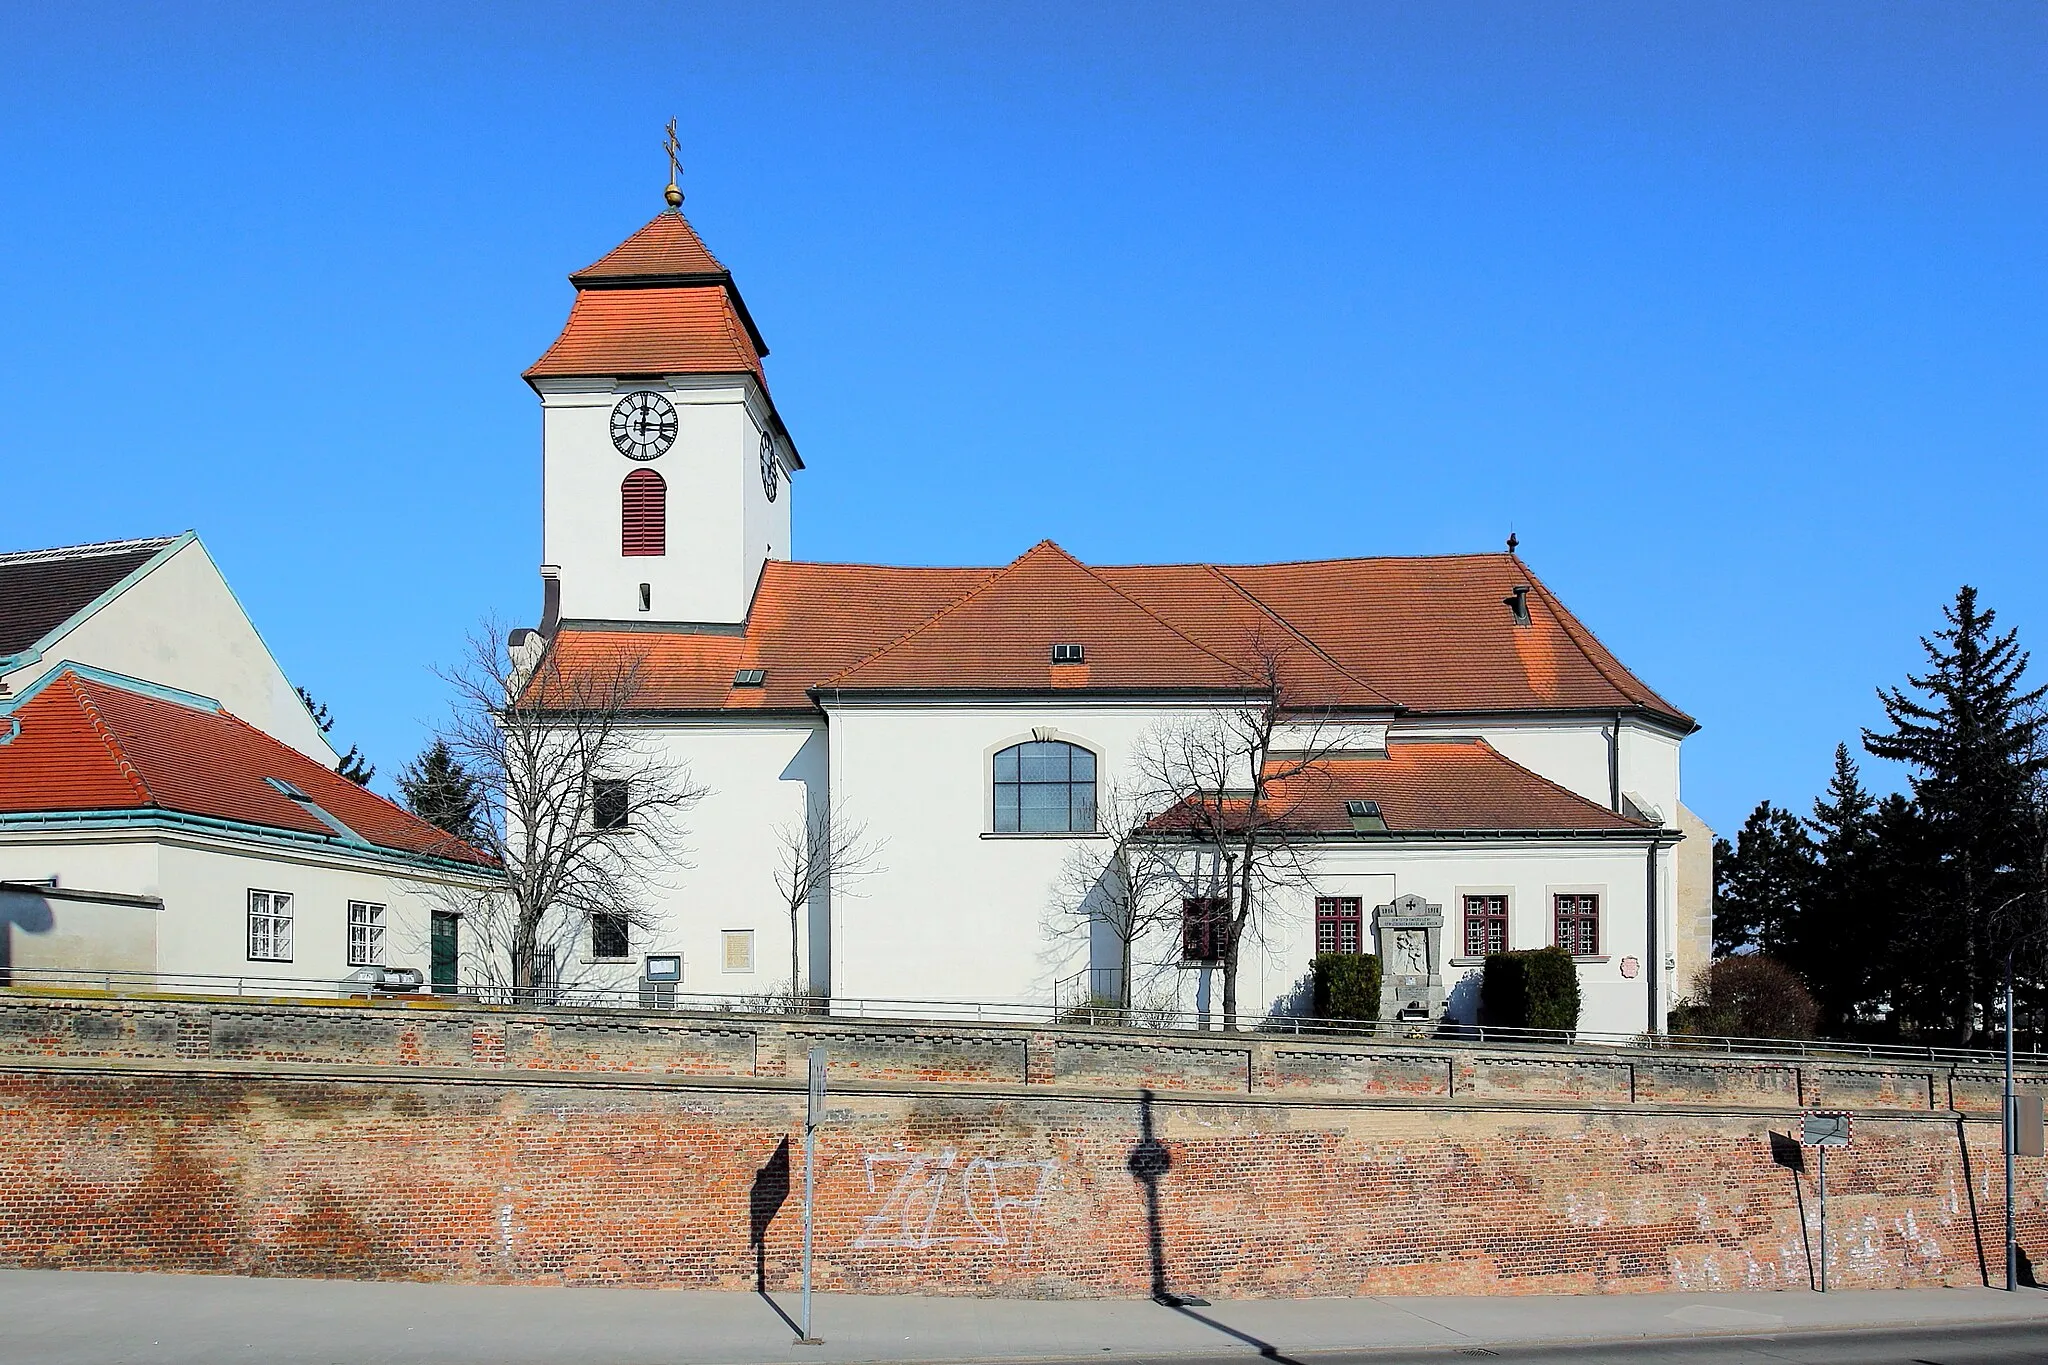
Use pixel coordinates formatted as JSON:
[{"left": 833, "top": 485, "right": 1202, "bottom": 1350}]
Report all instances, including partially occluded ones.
[
  {"left": 569, "top": 720, "right": 824, "bottom": 999},
  {"left": 3, "top": 539, "right": 336, "bottom": 763},
  {"left": 823, "top": 700, "right": 1213, "bottom": 1007},
  {"left": 539, "top": 376, "right": 781, "bottom": 626},
  {"left": 1393, "top": 716, "right": 1614, "bottom": 810}
]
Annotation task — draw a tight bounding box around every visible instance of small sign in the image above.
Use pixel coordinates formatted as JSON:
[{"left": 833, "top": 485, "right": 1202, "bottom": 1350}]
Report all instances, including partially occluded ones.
[
  {"left": 1802, "top": 1112, "right": 1851, "bottom": 1147},
  {"left": 643, "top": 954, "right": 681, "bottom": 982},
  {"left": 2018, "top": 1092, "right": 2045, "bottom": 1159},
  {"left": 1619, "top": 956, "right": 1640, "bottom": 980},
  {"left": 806, "top": 1047, "right": 827, "bottom": 1130}
]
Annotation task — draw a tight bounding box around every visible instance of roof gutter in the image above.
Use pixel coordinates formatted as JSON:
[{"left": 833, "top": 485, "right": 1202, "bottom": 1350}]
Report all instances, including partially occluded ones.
[{"left": 0, "top": 809, "right": 497, "bottom": 879}]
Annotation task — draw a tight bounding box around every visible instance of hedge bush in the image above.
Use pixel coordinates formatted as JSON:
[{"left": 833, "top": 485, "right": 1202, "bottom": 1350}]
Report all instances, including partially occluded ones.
[
  {"left": 1671, "top": 955, "right": 1817, "bottom": 1040},
  {"left": 1481, "top": 946, "right": 1581, "bottom": 1033},
  {"left": 1311, "top": 952, "right": 1382, "bottom": 1022}
]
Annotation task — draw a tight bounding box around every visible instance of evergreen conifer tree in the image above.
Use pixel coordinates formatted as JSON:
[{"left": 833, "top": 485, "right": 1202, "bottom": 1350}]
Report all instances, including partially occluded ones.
[
  {"left": 1799, "top": 744, "right": 1884, "bottom": 1032},
  {"left": 397, "top": 739, "right": 482, "bottom": 842},
  {"left": 294, "top": 686, "right": 375, "bottom": 786},
  {"left": 1864, "top": 586, "right": 2046, "bottom": 1040},
  {"left": 1712, "top": 801, "right": 1814, "bottom": 959}
]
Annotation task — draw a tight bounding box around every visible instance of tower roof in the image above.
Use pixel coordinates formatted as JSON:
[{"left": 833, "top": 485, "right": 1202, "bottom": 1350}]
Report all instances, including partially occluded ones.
[{"left": 570, "top": 209, "right": 728, "bottom": 283}]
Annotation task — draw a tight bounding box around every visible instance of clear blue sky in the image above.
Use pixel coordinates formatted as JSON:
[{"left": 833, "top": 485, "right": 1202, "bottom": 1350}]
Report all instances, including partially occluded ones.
[{"left": 2, "top": 2, "right": 2042, "bottom": 838}]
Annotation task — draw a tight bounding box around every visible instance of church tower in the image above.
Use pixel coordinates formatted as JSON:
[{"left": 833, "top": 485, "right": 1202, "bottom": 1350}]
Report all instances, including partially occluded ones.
[{"left": 525, "top": 175, "right": 799, "bottom": 629}]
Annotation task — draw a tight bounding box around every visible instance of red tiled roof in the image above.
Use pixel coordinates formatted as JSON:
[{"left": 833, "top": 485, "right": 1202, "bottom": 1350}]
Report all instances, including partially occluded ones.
[
  {"left": 0, "top": 671, "right": 488, "bottom": 866},
  {"left": 570, "top": 210, "right": 727, "bottom": 282},
  {"left": 549, "top": 545, "right": 1691, "bottom": 728},
  {"left": 1145, "top": 742, "right": 1652, "bottom": 836},
  {"left": 550, "top": 561, "right": 996, "bottom": 711},
  {"left": 823, "top": 542, "right": 1260, "bottom": 692},
  {"left": 1214, "top": 553, "right": 1685, "bottom": 721},
  {"left": 524, "top": 286, "right": 766, "bottom": 384}
]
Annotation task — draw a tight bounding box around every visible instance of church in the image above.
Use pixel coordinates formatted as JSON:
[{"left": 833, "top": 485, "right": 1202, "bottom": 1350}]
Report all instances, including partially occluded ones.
[{"left": 519, "top": 175, "right": 1714, "bottom": 1038}]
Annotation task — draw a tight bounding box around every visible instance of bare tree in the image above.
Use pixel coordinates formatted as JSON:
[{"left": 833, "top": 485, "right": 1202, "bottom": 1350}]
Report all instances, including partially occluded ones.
[
  {"left": 771, "top": 800, "right": 883, "bottom": 1007},
  {"left": 1130, "top": 633, "right": 1351, "bottom": 1030},
  {"left": 424, "top": 622, "right": 707, "bottom": 999},
  {"left": 1044, "top": 778, "right": 1182, "bottom": 1018}
]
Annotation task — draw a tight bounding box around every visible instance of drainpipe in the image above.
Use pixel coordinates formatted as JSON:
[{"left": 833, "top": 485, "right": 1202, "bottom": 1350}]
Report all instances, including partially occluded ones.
[
  {"left": 539, "top": 565, "right": 562, "bottom": 638},
  {"left": 1608, "top": 710, "right": 1623, "bottom": 814},
  {"left": 1645, "top": 838, "right": 1662, "bottom": 1034}
]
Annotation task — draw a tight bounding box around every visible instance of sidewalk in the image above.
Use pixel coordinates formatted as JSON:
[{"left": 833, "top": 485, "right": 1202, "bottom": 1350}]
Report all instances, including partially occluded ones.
[{"left": 5, "top": 1268, "right": 2048, "bottom": 1365}]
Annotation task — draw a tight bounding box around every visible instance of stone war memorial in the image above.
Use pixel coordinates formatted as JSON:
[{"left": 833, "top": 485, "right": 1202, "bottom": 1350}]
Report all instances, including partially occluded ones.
[{"left": 0, "top": 991, "right": 2040, "bottom": 1299}]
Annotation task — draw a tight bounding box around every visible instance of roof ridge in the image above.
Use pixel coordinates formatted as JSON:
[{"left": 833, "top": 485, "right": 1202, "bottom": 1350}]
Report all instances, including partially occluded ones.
[
  {"left": 1461, "top": 737, "right": 1650, "bottom": 827},
  {"left": 820, "top": 541, "right": 1259, "bottom": 689},
  {"left": 1204, "top": 565, "right": 1402, "bottom": 709},
  {"left": 0, "top": 535, "right": 181, "bottom": 565},
  {"left": 1098, "top": 550, "right": 1518, "bottom": 572},
  {"left": 64, "top": 674, "right": 154, "bottom": 806}
]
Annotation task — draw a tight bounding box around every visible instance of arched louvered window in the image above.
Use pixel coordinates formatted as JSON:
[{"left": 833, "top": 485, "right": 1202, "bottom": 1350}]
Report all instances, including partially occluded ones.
[{"left": 622, "top": 469, "right": 666, "bottom": 556}]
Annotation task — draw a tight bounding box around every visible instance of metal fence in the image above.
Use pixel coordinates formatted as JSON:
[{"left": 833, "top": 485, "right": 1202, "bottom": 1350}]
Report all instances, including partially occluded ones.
[{"left": 2, "top": 963, "right": 2042, "bottom": 1070}]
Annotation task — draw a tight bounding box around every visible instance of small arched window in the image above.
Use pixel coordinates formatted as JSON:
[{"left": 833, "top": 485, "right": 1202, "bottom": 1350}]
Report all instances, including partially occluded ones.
[
  {"left": 993, "top": 740, "right": 1097, "bottom": 833},
  {"left": 622, "top": 469, "right": 666, "bottom": 556}
]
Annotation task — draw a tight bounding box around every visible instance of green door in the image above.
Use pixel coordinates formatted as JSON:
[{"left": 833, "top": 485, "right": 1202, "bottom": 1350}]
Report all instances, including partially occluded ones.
[{"left": 430, "top": 912, "right": 459, "bottom": 995}]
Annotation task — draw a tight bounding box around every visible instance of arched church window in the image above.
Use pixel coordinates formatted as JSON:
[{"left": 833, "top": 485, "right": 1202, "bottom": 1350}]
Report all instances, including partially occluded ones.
[
  {"left": 622, "top": 469, "right": 666, "bottom": 556},
  {"left": 993, "top": 740, "right": 1097, "bottom": 833}
]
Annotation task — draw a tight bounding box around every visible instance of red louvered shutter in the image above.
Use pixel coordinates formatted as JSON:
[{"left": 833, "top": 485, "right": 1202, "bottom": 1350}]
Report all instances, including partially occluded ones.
[{"left": 621, "top": 469, "right": 666, "bottom": 556}]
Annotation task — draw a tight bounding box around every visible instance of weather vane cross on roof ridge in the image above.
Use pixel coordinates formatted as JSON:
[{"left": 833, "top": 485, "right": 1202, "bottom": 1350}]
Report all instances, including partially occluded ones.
[{"left": 663, "top": 118, "right": 684, "bottom": 208}]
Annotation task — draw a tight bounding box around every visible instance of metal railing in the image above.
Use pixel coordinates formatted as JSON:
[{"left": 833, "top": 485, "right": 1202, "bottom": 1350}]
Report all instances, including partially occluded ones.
[{"left": 2, "top": 963, "right": 2042, "bottom": 1070}]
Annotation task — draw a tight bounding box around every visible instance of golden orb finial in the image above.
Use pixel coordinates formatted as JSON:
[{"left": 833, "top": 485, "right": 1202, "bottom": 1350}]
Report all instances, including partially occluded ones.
[{"left": 662, "top": 118, "right": 684, "bottom": 208}]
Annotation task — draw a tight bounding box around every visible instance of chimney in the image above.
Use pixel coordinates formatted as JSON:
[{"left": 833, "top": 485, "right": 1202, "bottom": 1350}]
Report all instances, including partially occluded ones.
[{"left": 1504, "top": 584, "right": 1531, "bottom": 627}]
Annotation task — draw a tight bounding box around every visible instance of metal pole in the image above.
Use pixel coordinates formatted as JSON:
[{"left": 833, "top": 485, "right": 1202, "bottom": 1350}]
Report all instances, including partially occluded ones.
[
  {"left": 2007, "top": 954, "right": 2018, "bottom": 1291},
  {"left": 801, "top": 1120, "right": 817, "bottom": 1338},
  {"left": 1816, "top": 1143, "right": 1827, "bottom": 1293}
]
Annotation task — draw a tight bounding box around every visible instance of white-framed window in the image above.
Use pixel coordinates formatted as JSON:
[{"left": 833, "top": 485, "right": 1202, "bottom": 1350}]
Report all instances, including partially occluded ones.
[
  {"left": 248, "top": 890, "right": 294, "bottom": 962},
  {"left": 722, "top": 929, "right": 755, "bottom": 973},
  {"left": 348, "top": 901, "right": 386, "bottom": 966}
]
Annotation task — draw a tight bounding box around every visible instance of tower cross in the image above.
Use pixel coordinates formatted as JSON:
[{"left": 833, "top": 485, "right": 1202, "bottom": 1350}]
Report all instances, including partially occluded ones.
[{"left": 663, "top": 118, "right": 683, "bottom": 208}]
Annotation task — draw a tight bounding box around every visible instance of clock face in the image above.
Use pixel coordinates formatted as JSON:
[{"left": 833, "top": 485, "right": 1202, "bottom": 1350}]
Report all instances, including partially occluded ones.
[
  {"left": 610, "top": 391, "right": 677, "bottom": 461},
  {"left": 760, "top": 434, "right": 780, "bottom": 502}
]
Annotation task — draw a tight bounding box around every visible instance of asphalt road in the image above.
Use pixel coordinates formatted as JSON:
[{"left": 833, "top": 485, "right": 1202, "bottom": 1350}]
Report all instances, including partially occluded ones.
[{"left": 1126, "top": 1322, "right": 2048, "bottom": 1364}]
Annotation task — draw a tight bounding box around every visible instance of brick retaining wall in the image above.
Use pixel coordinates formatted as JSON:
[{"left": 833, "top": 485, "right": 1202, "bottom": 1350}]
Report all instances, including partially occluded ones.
[{"left": 0, "top": 992, "right": 2041, "bottom": 1298}]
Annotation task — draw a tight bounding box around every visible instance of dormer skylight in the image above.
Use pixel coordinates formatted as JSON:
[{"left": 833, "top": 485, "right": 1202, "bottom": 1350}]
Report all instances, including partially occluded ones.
[
  {"left": 733, "top": 668, "right": 766, "bottom": 687},
  {"left": 1050, "top": 643, "right": 1085, "bottom": 664}
]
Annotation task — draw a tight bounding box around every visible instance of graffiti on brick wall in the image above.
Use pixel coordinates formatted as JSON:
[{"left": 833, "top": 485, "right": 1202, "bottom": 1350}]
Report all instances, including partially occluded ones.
[{"left": 853, "top": 1148, "right": 1060, "bottom": 1252}]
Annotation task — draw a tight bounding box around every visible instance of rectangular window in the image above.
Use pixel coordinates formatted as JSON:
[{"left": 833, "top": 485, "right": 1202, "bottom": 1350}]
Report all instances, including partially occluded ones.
[
  {"left": 1554, "top": 893, "right": 1600, "bottom": 956},
  {"left": 593, "top": 779, "right": 630, "bottom": 831},
  {"left": 722, "top": 929, "right": 755, "bottom": 973},
  {"left": 347, "top": 901, "right": 386, "bottom": 966},
  {"left": 1314, "top": 896, "right": 1364, "bottom": 955},
  {"left": 248, "top": 890, "right": 294, "bottom": 962},
  {"left": 592, "top": 911, "right": 630, "bottom": 960},
  {"left": 1181, "top": 897, "right": 1230, "bottom": 963},
  {"left": 1463, "top": 894, "right": 1509, "bottom": 957}
]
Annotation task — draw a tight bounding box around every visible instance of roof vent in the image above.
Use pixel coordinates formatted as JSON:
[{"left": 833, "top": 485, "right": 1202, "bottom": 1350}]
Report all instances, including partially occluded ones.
[
  {"left": 1050, "top": 643, "right": 1085, "bottom": 665},
  {"left": 1504, "top": 584, "right": 1531, "bottom": 627},
  {"left": 732, "top": 668, "right": 766, "bottom": 687},
  {"left": 1344, "top": 798, "right": 1387, "bottom": 831}
]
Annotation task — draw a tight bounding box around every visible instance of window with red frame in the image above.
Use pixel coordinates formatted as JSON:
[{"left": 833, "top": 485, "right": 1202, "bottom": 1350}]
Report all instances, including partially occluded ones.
[
  {"left": 1553, "top": 893, "right": 1600, "bottom": 956},
  {"left": 1463, "top": 894, "right": 1508, "bottom": 957},
  {"left": 1182, "top": 897, "right": 1230, "bottom": 963},
  {"left": 1314, "top": 896, "right": 1364, "bottom": 955},
  {"left": 622, "top": 469, "right": 666, "bottom": 556}
]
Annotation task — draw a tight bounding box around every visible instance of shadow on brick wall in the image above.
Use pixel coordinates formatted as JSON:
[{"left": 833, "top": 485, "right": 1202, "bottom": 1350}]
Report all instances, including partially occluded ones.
[
  {"left": 750, "top": 1137, "right": 798, "bottom": 1334},
  {"left": 1128, "top": 1087, "right": 1304, "bottom": 1363}
]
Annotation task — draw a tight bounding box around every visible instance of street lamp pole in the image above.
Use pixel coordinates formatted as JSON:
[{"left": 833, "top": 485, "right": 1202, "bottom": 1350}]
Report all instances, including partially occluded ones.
[{"left": 2007, "top": 949, "right": 2017, "bottom": 1292}]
